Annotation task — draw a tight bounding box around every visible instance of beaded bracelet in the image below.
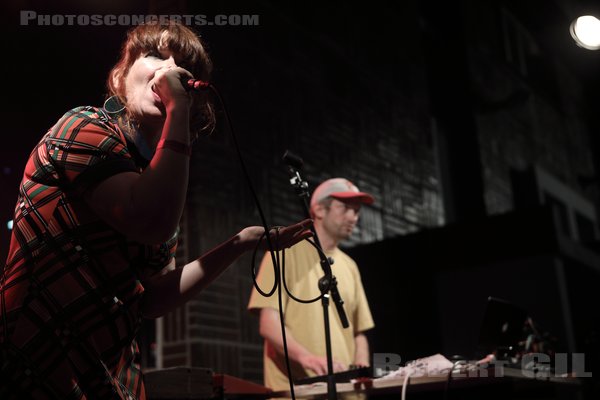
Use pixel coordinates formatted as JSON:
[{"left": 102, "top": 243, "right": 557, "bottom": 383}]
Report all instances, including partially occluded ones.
[{"left": 156, "top": 139, "right": 192, "bottom": 157}]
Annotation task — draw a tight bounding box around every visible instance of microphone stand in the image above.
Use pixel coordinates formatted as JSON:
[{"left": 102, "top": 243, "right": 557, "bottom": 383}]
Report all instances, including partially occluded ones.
[{"left": 283, "top": 152, "right": 350, "bottom": 400}]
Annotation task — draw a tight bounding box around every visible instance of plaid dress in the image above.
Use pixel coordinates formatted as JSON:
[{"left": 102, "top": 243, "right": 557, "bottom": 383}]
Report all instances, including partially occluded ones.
[{"left": 1, "top": 107, "right": 178, "bottom": 399}]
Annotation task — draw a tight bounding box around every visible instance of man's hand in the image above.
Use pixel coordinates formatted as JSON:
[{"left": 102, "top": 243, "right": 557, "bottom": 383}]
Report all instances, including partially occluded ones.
[{"left": 298, "top": 354, "right": 347, "bottom": 376}]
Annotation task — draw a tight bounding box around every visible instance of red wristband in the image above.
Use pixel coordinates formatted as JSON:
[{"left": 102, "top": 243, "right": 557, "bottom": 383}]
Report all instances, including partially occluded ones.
[{"left": 156, "top": 139, "right": 192, "bottom": 157}]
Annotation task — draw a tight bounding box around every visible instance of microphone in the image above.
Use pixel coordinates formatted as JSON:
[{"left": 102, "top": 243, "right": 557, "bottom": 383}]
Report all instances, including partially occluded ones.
[
  {"left": 186, "top": 79, "right": 210, "bottom": 91},
  {"left": 282, "top": 150, "right": 304, "bottom": 170}
]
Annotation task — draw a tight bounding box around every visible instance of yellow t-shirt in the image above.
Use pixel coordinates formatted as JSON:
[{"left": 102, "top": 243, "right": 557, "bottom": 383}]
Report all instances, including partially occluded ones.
[{"left": 247, "top": 240, "right": 374, "bottom": 391}]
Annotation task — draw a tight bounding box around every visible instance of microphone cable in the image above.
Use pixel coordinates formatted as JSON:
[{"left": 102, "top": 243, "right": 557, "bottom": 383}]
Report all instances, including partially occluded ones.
[
  {"left": 203, "top": 81, "right": 332, "bottom": 399},
  {"left": 198, "top": 82, "right": 279, "bottom": 282}
]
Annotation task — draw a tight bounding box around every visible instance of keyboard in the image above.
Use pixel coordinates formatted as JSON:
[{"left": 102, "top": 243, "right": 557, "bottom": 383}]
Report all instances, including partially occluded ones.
[{"left": 294, "top": 366, "right": 372, "bottom": 385}]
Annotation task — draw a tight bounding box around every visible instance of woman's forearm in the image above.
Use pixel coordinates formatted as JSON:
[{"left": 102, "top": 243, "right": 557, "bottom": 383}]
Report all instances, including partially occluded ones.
[
  {"left": 140, "top": 232, "right": 245, "bottom": 318},
  {"left": 140, "top": 221, "right": 312, "bottom": 318}
]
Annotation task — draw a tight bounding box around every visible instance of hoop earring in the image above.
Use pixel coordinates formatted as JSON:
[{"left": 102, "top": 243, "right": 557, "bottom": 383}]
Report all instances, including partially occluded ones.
[{"left": 103, "top": 95, "right": 126, "bottom": 116}]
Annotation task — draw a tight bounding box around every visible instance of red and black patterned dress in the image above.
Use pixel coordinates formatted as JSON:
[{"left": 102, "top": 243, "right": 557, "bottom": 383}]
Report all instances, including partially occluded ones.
[{"left": 1, "top": 106, "right": 177, "bottom": 399}]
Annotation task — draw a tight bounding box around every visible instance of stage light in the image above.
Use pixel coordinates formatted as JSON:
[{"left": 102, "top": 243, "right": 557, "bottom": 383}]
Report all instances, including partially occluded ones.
[
  {"left": 570, "top": 15, "right": 600, "bottom": 50},
  {"left": 7, "top": 220, "right": 13, "bottom": 230}
]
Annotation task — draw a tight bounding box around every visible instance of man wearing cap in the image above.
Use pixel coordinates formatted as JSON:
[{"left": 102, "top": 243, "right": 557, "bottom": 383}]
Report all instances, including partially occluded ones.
[{"left": 248, "top": 178, "right": 375, "bottom": 392}]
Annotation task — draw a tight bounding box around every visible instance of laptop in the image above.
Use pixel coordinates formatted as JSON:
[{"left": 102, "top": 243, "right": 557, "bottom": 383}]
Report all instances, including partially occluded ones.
[{"left": 478, "top": 297, "right": 528, "bottom": 354}]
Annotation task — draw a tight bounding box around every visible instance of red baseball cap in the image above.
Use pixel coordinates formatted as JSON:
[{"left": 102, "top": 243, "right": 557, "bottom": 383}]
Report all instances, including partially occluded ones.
[{"left": 310, "top": 178, "right": 375, "bottom": 208}]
